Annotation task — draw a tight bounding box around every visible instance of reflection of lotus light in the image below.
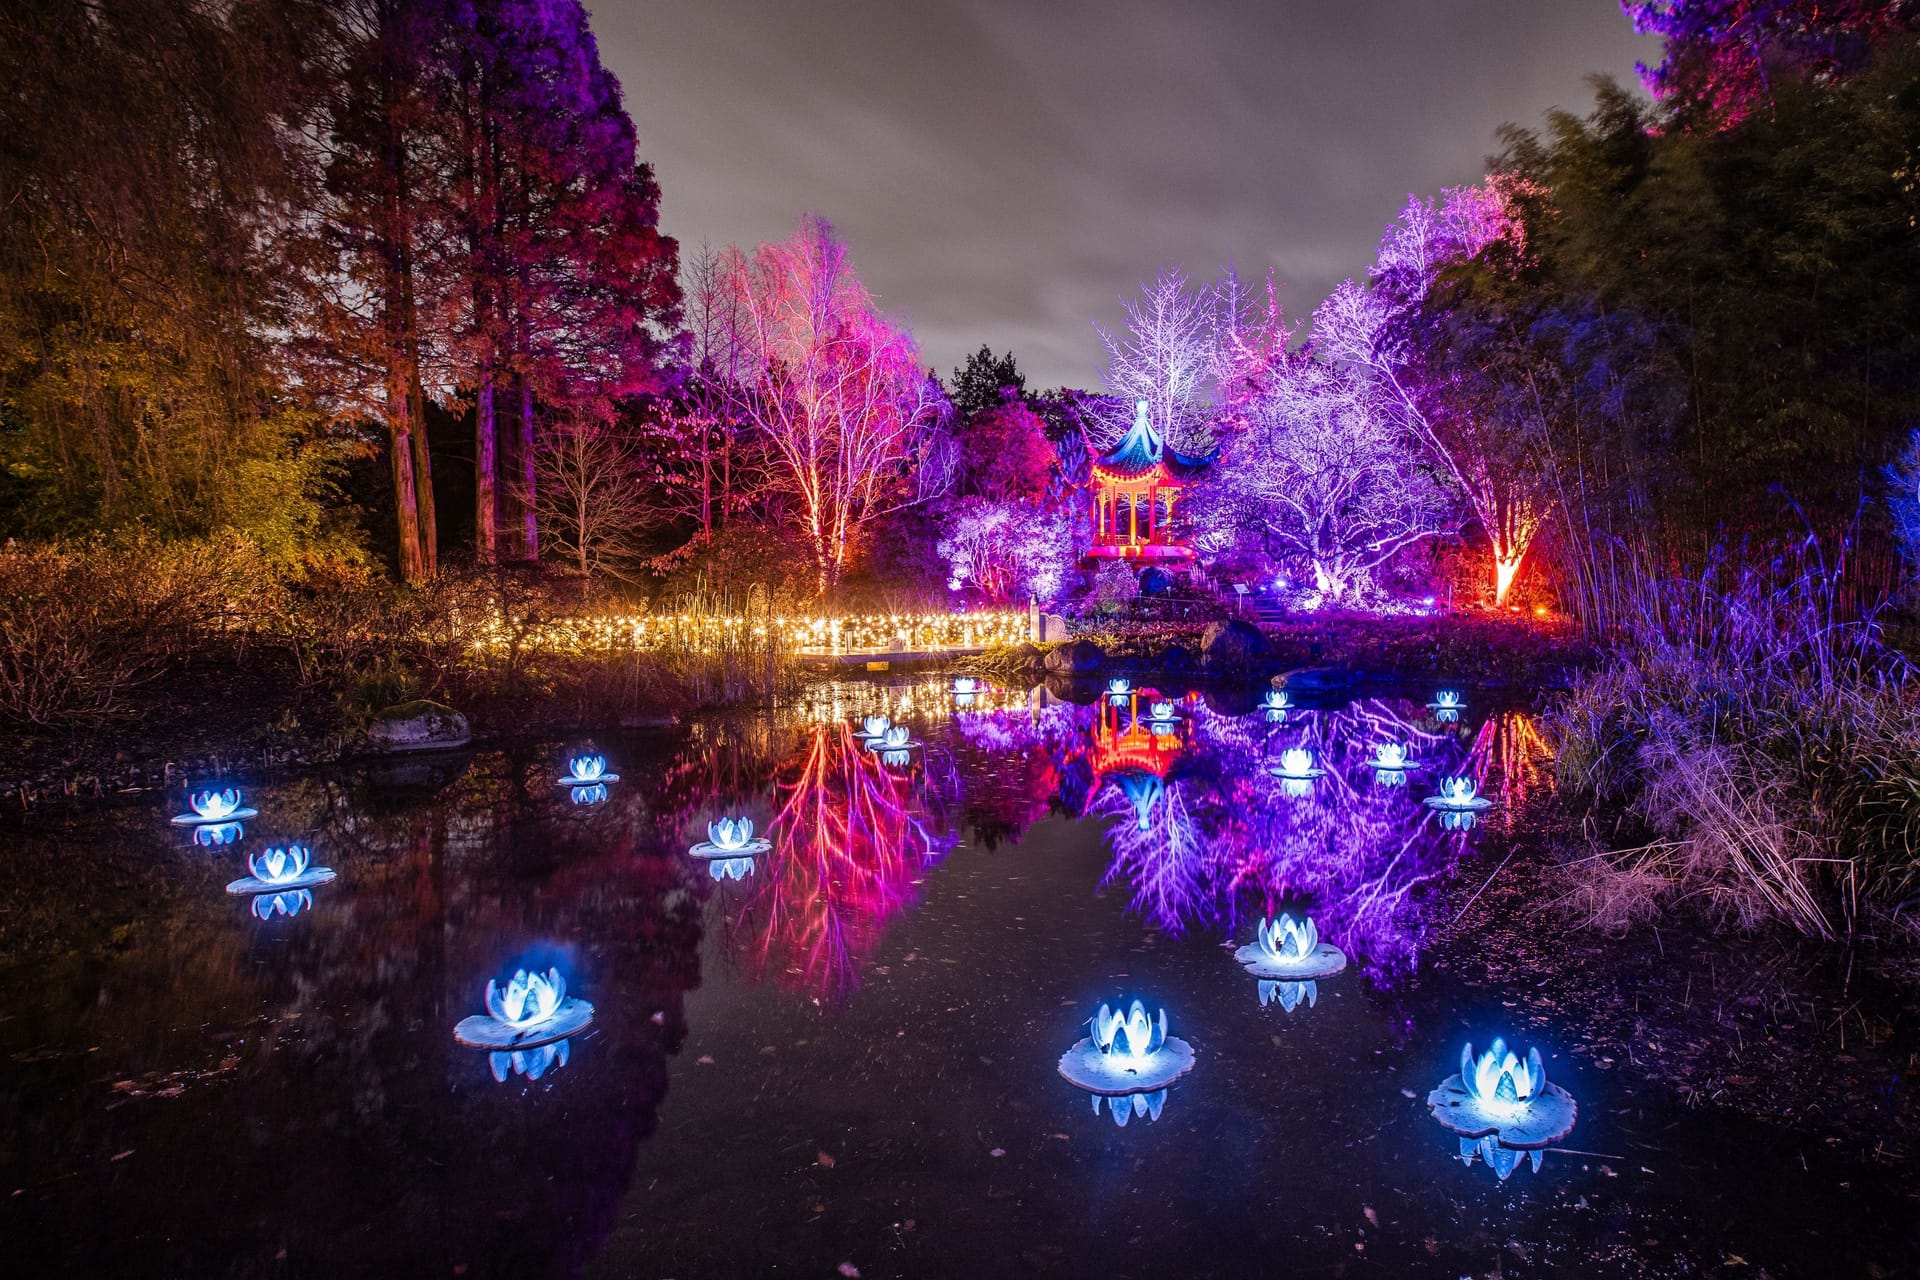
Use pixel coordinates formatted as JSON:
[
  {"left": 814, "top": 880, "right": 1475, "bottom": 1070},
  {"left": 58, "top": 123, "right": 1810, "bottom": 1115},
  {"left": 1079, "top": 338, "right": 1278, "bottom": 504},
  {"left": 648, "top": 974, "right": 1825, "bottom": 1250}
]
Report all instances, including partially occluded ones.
[
  {"left": 709, "top": 856, "right": 757, "bottom": 881},
  {"left": 1257, "top": 979, "right": 1317, "bottom": 1011},
  {"left": 192, "top": 821, "right": 244, "bottom": 848},
  {"left": 1439, "top": 809, "right": 1478, "bottom": 832},
  {"left": 571, "top": 783, "right": 608, "bottom": 806},
  {"left": 250, "top": 889, "right": 312, "bottom": 920},
  {"left": 455, "top": 966, "right": 596, "bottom": 1051},
  {"left": 1058, "top": 999, "right": 1196, "bottom": 1095},
  {"left": 558, "top": 754, "right": 617, "bottom": 785},
  {"left": 490, "top": 1038, "right": 571, "bottom": 1083},
  {"left": 1428, "top": 1036, "right": 1577, "bottom": 1149},
  {"left": 689, "top": 815, "right": 772, "bottom": 859},
  {"left": 172, "top": 788, "right": 258, "bottom": 826},
  {"left": 226, "top": 845, "right": 335, "bottom": 895},
  {"left": 952, "top": 677, "right": 979, "bottom": 694},
  {"left": 1106, "top": 678, "right": 1131, "bottom": 704},
  {"left": 1425, "top": 776, "right": 1493, "bottom": 814},
  {"left": 861, "top": 715, "right": 892, "bottom": 740},
  {"left": 1269, "top": 747, "right": 1325, "bottom": 797},
  {"left": 1236, "top": 912, "right": 1347, "bottom": 982},
  {"left": 1373, "top": 743, "right": 1410, "bottom": 769},
  {"left": 1429, "top": 689, "right": 1463, "bottom": 722},
  {"left": 1094, "top": 1088, "right": 1167, "bottom": 1127},
  {"left": 1456, "top": 1135, "right": 1544, "bottom": 1181},
  {"left": 1145, "top": 700, "right": 1179, "bottom": 723}
]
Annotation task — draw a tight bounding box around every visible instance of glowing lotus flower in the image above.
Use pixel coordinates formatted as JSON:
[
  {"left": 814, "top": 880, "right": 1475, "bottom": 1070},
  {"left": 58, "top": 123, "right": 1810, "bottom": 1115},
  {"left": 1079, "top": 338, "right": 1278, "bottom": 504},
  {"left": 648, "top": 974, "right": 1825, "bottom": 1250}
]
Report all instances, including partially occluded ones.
[
  {"left": 860, "top": 715, "right": 892, "bottom": 739},
  {"left": 1257, "top": 913, "right": 1317, "bottom": 962},
  {"left": 1428, "top": 1035, "right": 1577, "bottom": 1148},
  {"left": 1457, "top": 1135, "right": 1544, "bottom": 1181},
  {"left": 952, "top": 677, "right": 980, "bottom": 695},
  {"left": 193, "top": 789, "right": 243, "bottom": 820},
  {"left": 225, "top": 844, "right": 334, "bottom": 896},
  {"left": 172, "top": 787, "right": 257, "bottom": 826},
  {"left": 1462, "top": 1038, "right": 1544, "bottom": 1113},
  {"left": 882, "top": 725, "right": 912, "bottom": 749},
  {"left": 192, "top": 821, "right": 244, "bottom": 848},
  {"left": 249, "top": 846, "right": 312, "bottom": 886},
  {"left": 1262, "top": 690, "right": 1291, "bottom": 712},
  {"left": 1058, "top": 998, "right": 1195, "bottom": 1095},
  {"left": 1372, "top": 743, "right": 1411, "bottom": 769},
  {"left": 709, "top": 856, "right": 756, "bottom": 881},
  {"left": 486, "top": 967, "right": 567, "bottom": 1031},
  {"left": 708, "top": 817, "right": 756, "bottom": 852},
  {"left": 1237, "top": 912, "right": 1347, "bottom": 982},
  {"left": 455, "top": 964, "right": 594, "bottom": 1051},
  {"left": 1106, "top": 678, "right": 1132, "bottom": 703},
  {"left": 1431, "top": 690, "right": 1463, "bottom": 710},
  {"left": 555, "top": 753, "right": 620, "bottom": 786},
  {"left": 1091, "top": 1000, "right": 1167, "bottom": 1063},
  {"left": 1145, "top": 700, "right": 1179, "bottom": 723},
  {"left": 250, "top": 889, "right": 312, "bottom": 920},
  {"left": 1270, "top": 747, "right": 1324, "bottom": 784},
  {"left": 571, "top": 783, "right": 608, "bottom": 806},
  {"left": 1094, "top": 1088, "right": 1167, "bottom": 1127},
  {"left": 1425, "top": 776, "right": 1492, "bottom": 814},
  {"left": 490, "top": 1039, "right": 570, "bottom": 1083}
]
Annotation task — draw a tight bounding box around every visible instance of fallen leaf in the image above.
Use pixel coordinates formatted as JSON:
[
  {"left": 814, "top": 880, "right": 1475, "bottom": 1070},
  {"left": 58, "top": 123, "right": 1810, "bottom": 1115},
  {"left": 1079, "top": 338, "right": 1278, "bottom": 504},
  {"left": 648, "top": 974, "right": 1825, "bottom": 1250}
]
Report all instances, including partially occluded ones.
[{"left": 817, "top": 1151, "right": 836, "bottom": 1168}]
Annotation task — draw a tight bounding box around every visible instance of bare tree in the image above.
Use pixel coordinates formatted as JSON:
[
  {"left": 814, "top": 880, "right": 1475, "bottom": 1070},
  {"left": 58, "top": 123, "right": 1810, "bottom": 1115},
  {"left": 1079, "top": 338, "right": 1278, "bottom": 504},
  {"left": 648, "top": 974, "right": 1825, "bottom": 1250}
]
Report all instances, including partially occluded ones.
[
  {"left": 1096, "top": 268, "right": 1222, "bottom": 456},
  {"left": 532, "top": 413, "right": 651, "bottom": 579}
]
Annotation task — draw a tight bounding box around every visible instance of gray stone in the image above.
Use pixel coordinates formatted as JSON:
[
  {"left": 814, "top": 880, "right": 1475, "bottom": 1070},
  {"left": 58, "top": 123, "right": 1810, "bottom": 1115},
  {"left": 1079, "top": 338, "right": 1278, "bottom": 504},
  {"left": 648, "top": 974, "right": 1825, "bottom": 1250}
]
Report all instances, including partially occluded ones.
[
  {"left": 367, "top": 699, "right": 472, "bottom": 753},
  {"left": 1043, "top": 639, "right": 1106, "bottom": 674},
  {"left": 1201, "top": 619, "right": 1267, "bottom": 671}
]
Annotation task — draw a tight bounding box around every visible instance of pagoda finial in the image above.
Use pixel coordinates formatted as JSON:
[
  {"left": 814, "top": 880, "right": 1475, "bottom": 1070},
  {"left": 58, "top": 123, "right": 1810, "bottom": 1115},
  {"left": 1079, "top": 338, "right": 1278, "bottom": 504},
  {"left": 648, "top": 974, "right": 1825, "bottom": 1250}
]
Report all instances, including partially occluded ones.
[{"left": 1134, "top": 398, "right": 1151, "bottom": 432}]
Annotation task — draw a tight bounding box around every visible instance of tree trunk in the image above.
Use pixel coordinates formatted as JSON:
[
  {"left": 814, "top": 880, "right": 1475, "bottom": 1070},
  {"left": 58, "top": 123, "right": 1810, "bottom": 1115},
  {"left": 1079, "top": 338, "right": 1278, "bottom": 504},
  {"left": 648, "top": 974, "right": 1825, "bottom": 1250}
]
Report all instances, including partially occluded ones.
[
  {"left": 518, "top": 377, "right": 538, "bottom": 560},
  {"left": 387, "top": 387, "right": 427, "bottom": 584},
  {"left": 475, "top": 378, "right": 497, "bottom": 563}
]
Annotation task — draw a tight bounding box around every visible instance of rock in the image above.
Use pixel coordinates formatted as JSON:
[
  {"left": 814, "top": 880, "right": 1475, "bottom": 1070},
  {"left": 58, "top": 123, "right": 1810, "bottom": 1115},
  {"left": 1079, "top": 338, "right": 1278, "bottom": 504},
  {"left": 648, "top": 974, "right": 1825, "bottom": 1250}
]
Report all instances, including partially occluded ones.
[
  {"left": 366, "top": 700, "right": 472, "bottom": 753},
  {"left": 1160, "top": 644, "right": 1196, "bottom": 673},
  {"left": 1201, "top": 619, "right": 1267, "bottom": 672},
  {"left": 1005, "top": 642, "right": 1046, "bottom": 672},
  {"left": 1043, "top": 639, "right": 1106, "bottom": 674}
]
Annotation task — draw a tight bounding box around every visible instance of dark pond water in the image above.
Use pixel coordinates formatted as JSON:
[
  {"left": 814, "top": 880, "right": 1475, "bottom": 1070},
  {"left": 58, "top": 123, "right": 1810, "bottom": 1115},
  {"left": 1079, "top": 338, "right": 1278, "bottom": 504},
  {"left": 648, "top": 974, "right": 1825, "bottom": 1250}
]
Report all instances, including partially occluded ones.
[{"left": 2, "top": 677, "right": 1915, "bottom": 1278}]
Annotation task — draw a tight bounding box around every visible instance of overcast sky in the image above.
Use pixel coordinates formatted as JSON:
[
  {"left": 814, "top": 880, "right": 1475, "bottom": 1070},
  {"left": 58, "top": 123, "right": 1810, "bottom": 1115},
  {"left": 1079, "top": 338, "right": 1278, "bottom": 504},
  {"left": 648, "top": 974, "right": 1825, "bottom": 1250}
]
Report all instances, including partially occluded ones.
[{"left": 596, "top": 1, "right": 1659, "bottom": 390}]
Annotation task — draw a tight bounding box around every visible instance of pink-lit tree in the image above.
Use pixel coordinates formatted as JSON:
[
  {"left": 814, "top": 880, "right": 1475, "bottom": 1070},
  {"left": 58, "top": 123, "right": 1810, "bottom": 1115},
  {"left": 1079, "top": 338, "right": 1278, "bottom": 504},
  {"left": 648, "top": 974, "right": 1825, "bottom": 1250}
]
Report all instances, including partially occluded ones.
[
  {"left": 714, "top": 216, "right": 949, "bottom": 594},
  {"left": 1317, "top": 178, "right": 1551, "bottom": 606}
]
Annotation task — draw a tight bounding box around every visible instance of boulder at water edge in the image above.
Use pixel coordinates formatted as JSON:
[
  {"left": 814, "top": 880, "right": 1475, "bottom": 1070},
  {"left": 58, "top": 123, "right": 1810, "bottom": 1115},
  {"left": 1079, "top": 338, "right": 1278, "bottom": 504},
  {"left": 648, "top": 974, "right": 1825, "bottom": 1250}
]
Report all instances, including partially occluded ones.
[
  {"left": 367, "top": 700, "right": 472, "bottom": 753},
  {"left": 1201, "top": 620, "right": 1267, "bottom": 673},
  {"left": 1043, "top": 639, "right": 1106, "bottom": 674}
]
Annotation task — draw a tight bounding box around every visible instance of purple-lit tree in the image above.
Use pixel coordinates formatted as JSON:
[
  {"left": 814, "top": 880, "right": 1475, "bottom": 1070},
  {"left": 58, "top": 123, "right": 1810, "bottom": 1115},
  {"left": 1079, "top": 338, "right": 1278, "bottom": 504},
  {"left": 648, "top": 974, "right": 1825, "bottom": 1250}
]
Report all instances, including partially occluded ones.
[
  {"left": 1623, "top": 0, "right": 1918, "bottom": 125},
  {"left": 1097, "top": 268, "right": 1225, "bottom": 455},
  {"left": 1317, "top": 178, "right": 1551, "bottom": 606},
  {"left": 1192, "top": 354, "right": 1448, "bottom": 602}
]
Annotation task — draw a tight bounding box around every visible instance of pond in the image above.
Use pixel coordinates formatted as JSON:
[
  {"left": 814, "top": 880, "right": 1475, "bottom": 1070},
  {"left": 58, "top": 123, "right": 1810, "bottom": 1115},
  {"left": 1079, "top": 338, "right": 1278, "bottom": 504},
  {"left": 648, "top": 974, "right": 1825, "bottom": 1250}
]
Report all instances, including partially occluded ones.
[{"left": 2, "top": 676, "right": 1915, "bottom": 1278}]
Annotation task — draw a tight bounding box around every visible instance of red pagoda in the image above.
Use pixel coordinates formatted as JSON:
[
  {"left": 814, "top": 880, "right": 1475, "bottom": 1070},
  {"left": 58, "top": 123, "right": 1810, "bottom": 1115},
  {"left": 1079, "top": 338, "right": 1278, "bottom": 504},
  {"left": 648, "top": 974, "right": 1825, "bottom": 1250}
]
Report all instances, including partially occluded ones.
[{"left": 1085, "top": 399, "right": 1215, "bottom": 571}]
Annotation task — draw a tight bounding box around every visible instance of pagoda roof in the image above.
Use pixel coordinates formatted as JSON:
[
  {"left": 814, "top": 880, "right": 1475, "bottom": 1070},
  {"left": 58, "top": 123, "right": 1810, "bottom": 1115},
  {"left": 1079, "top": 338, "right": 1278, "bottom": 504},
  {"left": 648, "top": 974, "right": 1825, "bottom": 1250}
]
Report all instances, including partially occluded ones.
[{"left": 1094, "top": 400, "right": 1217, "bottom": 483}]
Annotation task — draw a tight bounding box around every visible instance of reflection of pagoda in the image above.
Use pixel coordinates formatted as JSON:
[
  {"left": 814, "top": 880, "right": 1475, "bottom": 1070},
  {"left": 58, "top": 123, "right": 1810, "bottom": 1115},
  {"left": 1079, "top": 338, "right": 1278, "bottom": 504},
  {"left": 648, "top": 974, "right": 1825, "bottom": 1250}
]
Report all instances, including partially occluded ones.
[
  {"left": 1089, "top": 690, "right": 1191, "bottom": 830},
  {"left": 1085, "top": 399, "right": 1216, "bottom": 571}
]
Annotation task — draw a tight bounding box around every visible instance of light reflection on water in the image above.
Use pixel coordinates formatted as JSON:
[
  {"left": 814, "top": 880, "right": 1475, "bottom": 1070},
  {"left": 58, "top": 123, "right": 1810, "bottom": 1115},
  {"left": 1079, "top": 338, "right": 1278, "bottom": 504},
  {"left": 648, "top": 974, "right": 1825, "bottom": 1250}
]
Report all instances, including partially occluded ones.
[{"left": 11, "top": 676, "right": 1897, "bottom": 1277}]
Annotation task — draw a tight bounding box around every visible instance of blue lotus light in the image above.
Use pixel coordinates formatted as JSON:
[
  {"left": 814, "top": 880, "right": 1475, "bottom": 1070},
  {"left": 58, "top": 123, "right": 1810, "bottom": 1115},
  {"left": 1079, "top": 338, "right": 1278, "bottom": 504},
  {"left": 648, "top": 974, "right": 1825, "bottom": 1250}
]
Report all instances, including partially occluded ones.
[
  {"left": 952, "top": 677, "right": 981, "bottom": 707},
  {"left": 250, "top": 889, "right": 313, "bottom": 920},
  {"left": 557, "top": 754, "right": 617, "bottom": 786},
  {"left": 1428, "top": 1037, "right": 1577, "bottom": 1150},
  {"left": 1268, "top": 746, "right": 1325, "bottom": 798},
  {"left": 490, "top": 1038, "right": 572, "bottom": 1083},
  {"left": 1371, "top": 742, "right": 1414, "bottom": 787},
  {"left": 708, "top": 856, "right": 757, "bottom": 881},
  {"left": 192, "top": 821, "right": 245, "bottom": 848},
  {"left": 570, "top": 783, "right": 608, "bottom": 806},
  {"left": 689, "top": 816, "right": 772, "bottom": 865},
  {"left": 172, "top": 788, "right": 257, "bottom": 827},
  {"left": 225, "top": 845, "right": 336, "bottom": 896},
  {"left": 869, "top": 723, "right": 922, "bottom": 766},
  {"left": 1106, "top": 678, "right": 1132, "bottom": 705},
  {"left": 859, "top": 715, "right": 892, "bottom": 742},
  {"left": 1261, "top": 689, "right": 1291, "bottom": 722},
  {"left": 1235, "top": 913, "right": 1347, "bottom": 984},
  {"left": 1425, "top": 776, "right": 1493, "bottom": 814},
  {"left": 1058, "top": 999, "right": 1196, "bottom": 1096},
  {"left": 1428, "top": 689, "right": 1464, "bottom": 723},
  {"left": 454, "top": 966, "right": 595, "bottom": 1050},
  {"left": 1258, "top": 979, "right": 1319, "bottom": 1011}
]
